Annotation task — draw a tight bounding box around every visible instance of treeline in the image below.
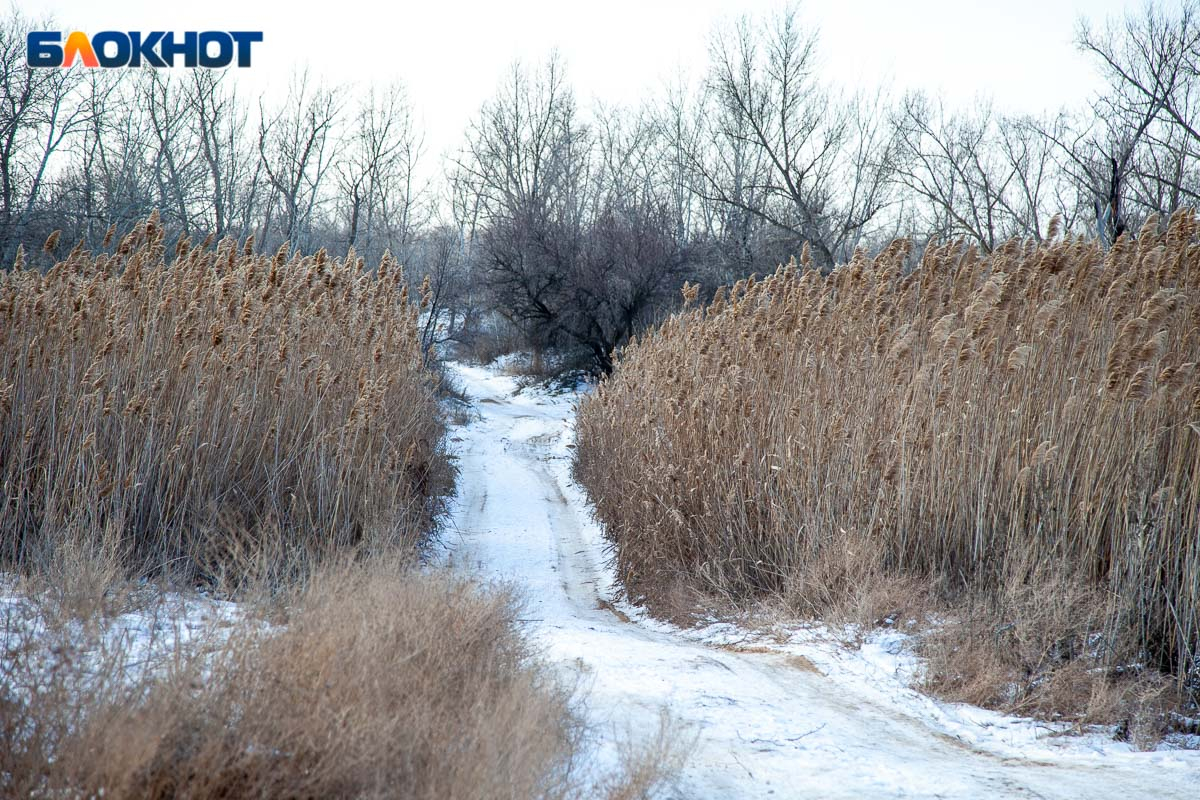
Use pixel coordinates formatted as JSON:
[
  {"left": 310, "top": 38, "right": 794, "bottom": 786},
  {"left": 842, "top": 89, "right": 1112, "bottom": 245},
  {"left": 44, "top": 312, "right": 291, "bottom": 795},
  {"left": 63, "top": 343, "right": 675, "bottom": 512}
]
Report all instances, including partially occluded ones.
[{"left": 4, "top": 3, "right": 1199, "bottom": 371}]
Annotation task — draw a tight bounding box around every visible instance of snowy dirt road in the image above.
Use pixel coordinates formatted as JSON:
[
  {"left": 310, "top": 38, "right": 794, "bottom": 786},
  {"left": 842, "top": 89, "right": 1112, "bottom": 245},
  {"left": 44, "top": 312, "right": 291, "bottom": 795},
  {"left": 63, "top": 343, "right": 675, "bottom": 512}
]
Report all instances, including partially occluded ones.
[{"left": 444, "top": 362, "right": 1198, "bottom": 799}]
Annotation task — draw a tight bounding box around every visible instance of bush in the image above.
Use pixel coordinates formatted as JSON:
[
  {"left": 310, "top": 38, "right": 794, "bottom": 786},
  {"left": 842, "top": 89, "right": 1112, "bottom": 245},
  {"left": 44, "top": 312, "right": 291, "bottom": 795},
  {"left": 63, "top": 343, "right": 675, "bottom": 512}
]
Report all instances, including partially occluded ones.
[
  {"left": 576, "top": 213, "right": 1200, "bottom": 699},
  {"left": 1, "top": 561, "right": 621, "bottom": 799},
  {"left": 0, "top": 215, "right": 450, "bottom": 587}
]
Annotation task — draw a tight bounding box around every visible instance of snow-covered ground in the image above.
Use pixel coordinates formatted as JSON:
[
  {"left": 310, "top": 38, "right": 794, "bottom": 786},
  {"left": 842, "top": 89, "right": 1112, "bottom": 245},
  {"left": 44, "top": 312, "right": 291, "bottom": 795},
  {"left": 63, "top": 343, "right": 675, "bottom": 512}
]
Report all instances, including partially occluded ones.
[
  {"left": 1, "top": 578, "right": 245, "bottom": 704},
  {"left": 444, "top": 360, "right": 1200, "bottom": 799}
]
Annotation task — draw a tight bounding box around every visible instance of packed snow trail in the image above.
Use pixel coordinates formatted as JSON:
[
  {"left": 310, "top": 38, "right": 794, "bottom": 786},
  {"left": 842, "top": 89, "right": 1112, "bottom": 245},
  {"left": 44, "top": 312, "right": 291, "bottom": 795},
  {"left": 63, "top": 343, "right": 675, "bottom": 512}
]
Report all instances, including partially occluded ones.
[{"left": 445, "top": 362, "right": 1198, "bottom": 799}]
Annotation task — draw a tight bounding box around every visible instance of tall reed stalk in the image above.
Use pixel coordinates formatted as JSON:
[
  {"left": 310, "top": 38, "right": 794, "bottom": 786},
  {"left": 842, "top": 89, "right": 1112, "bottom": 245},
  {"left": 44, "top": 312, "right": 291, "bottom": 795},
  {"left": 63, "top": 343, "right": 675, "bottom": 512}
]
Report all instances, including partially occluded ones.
[
  {"left": 577, "top": 212, "right": 1200, "bottom": 685},
  {"left": 0, "top": 214, "right": 449, "bottom": 586}
]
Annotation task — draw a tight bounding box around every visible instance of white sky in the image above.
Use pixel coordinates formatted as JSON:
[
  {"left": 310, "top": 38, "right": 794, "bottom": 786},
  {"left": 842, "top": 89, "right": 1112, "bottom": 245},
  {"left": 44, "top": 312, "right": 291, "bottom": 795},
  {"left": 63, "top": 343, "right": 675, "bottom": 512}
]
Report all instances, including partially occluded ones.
[{"left": 28, "top": 0, "right": 1137, "bottom": 167}]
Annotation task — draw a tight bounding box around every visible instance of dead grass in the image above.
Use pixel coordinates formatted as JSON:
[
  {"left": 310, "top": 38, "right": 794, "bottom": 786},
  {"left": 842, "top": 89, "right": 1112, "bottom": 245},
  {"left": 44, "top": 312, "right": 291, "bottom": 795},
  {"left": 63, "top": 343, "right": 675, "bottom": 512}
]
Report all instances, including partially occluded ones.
[
  {"left": 1, "top": 558, "right": 679, "bottom": 799},
  {"left": 1, "top": 217, "right": 684, "bottom": 794},
  {"left": 598, "top": 711, "right": 688, "bottom": 800},
  {"left": 918, "top": 567, "right": 1181, "bottom": 748},
  {"left": 456, "top": 319, "right": 526, "bottom": 367},
  {"left": 0, "top": 215, "right": 450, "bottom": 588},
  {"left": 576, "top": 213, "right": 1200, "bottom": 724}
]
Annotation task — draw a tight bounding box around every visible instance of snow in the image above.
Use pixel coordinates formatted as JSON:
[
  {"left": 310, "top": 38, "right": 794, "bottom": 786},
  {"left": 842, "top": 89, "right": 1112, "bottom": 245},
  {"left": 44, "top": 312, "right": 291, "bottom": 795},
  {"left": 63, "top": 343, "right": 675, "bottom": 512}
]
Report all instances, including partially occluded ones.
[
  {"left": 444, "top": 360, "right": 1200, "bottom": 799},
  {"left": 1, "top": 577, "right": 246, "bottom": 699},
  {"left": 3, "top": 357, "right": 1196, "bottom": 797}
]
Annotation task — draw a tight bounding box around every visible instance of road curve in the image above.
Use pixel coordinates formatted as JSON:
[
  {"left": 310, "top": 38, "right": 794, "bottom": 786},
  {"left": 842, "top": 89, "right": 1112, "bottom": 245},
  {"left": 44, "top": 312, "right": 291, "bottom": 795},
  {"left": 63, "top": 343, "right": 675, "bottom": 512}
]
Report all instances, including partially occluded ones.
[{"left": 445, "top": 362, "right": 1197, "bottom": 800}]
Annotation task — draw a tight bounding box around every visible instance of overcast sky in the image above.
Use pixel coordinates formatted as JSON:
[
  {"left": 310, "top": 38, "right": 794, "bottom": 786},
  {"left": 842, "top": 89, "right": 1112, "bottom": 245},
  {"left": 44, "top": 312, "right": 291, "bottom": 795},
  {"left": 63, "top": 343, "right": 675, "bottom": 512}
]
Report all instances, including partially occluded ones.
[{"left": 30, "top": 0, "right": 1139, "bottom": 166}]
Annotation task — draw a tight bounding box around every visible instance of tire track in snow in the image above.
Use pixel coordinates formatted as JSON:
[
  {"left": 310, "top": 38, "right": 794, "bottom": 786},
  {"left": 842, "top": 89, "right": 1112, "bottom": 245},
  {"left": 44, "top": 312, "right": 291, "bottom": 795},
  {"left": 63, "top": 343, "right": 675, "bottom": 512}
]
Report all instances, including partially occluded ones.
[{"left": 445, "top": 362, "right": 1198, "bottom": 800}]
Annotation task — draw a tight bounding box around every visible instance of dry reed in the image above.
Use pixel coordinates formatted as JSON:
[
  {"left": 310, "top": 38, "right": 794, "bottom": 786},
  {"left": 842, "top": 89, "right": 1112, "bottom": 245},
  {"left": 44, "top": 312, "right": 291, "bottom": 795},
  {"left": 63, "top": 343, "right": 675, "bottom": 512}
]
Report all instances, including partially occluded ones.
[
  {"left": 0, "top": 214, "right": 449, "bottom": 586},
  {"left": 576, "top": 212, "right": 1200, "bottom": 699}
]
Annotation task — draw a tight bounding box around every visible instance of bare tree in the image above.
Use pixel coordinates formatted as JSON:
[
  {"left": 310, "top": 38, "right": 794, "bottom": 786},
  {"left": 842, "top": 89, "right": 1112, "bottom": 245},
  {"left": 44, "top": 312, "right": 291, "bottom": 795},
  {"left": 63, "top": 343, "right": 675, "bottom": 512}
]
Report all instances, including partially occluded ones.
[
  {"left": 695, "top": 7, "right": 896, "bottom": 269},
  {"left": 258, "top": 71, "right": 342, "bottom": 251},
  {"left": 140, "top": 72, "right": 205, "bottom": 237},
  {"left": 411, "top": 225, "right": 475, "bottom": 351},
  {"left": 336, "top": 83, "right": 426, "bottom": 264},
  {"left": 0, "top": 11, "right": 92, "bottom": 264},
  {"left": 1067, "top": 0, "right": 1200, "bottom": 240},
  {"left": 456, "top": 57, "right": 586, "bottom": 351},
  {"left": 55, "top": 70, "right": 128, "bottom": 245},
  {"left": 895, "top": 96, "right": 1005, "bottom": 250},
  {"left": 455, "top": 58, "right": 689, "bottom": 373},
  {"left": 186, "top": 70, "right": 259, "bottom": 239},
  {"left": 670, "top": 72, "right": 775, "bottom": 278},
  {"left": 995, "top": 114, "right": 1078, "bottom": 239}
]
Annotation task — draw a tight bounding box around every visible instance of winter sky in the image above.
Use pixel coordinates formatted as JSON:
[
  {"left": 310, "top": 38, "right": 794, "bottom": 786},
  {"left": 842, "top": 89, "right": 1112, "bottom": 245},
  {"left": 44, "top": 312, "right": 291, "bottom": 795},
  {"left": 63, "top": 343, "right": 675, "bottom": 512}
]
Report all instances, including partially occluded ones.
[{"left": 31, "top": 0, "right": 1139, "bottom": 166}]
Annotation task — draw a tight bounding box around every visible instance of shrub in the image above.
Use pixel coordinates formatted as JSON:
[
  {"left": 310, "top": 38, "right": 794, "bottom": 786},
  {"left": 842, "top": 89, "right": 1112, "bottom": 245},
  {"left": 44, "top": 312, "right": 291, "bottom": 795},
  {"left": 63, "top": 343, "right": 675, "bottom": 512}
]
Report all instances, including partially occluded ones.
[{"left": 1, "top": 561, "right": 633, "bottom": 799}]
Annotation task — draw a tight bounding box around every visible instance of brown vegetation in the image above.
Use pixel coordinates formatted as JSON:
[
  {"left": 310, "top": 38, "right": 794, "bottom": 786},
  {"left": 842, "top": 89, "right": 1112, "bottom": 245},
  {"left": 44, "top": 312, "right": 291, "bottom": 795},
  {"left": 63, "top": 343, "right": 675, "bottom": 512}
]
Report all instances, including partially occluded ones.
[
  {"left": 1, "top": 218, "right": 681, "bottom": 794},
  {"left": 1, "top": 558, "right": 672, "bottom": 799},
  {"left": 0, "top": 214, "right": 449, "bottom": 587},
  {"left": 576, "top": 214, "right": 1200, "bottom": 721}
]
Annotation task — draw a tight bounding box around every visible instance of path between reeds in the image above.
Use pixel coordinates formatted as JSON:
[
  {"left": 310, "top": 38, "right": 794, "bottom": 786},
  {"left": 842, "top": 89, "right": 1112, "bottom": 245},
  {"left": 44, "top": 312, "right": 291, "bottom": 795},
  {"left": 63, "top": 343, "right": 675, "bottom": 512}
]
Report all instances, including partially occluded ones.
[{"left": 445, "top": 362, "right": 1198, "bottom": 800}]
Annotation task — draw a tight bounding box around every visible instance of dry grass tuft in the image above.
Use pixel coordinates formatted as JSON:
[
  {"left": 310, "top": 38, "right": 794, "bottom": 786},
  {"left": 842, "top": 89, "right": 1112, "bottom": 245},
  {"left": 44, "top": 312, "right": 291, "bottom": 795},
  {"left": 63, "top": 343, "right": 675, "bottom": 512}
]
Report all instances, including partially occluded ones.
[
  {"left": 3, "top": 559, "right": 677, "bottom": 799},
  {"left": 0, "top": 214, "right": 449, "bottom": 587},
  {"left": 918, "top": 564, "right": 1181, "bottom": 747},
  {"left": 2, "top": 218, "right": 682, "bottom": 796},
  {"left": 576, "top": 214, "right": 1200, "bottom": 719}
]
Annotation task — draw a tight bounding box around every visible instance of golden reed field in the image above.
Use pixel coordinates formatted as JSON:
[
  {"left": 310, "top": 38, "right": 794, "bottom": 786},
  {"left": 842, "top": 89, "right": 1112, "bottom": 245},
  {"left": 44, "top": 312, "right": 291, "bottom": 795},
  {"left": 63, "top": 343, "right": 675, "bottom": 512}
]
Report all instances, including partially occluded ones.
[
  {"left": 0, "top": 214, "right": 448, "bottom": 586},
  {"left": 1, "top": 219, "right": 674, "bottom": 799},
  {"left": 577, "top": 213, "right": 1200, "bottom": 714}
]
